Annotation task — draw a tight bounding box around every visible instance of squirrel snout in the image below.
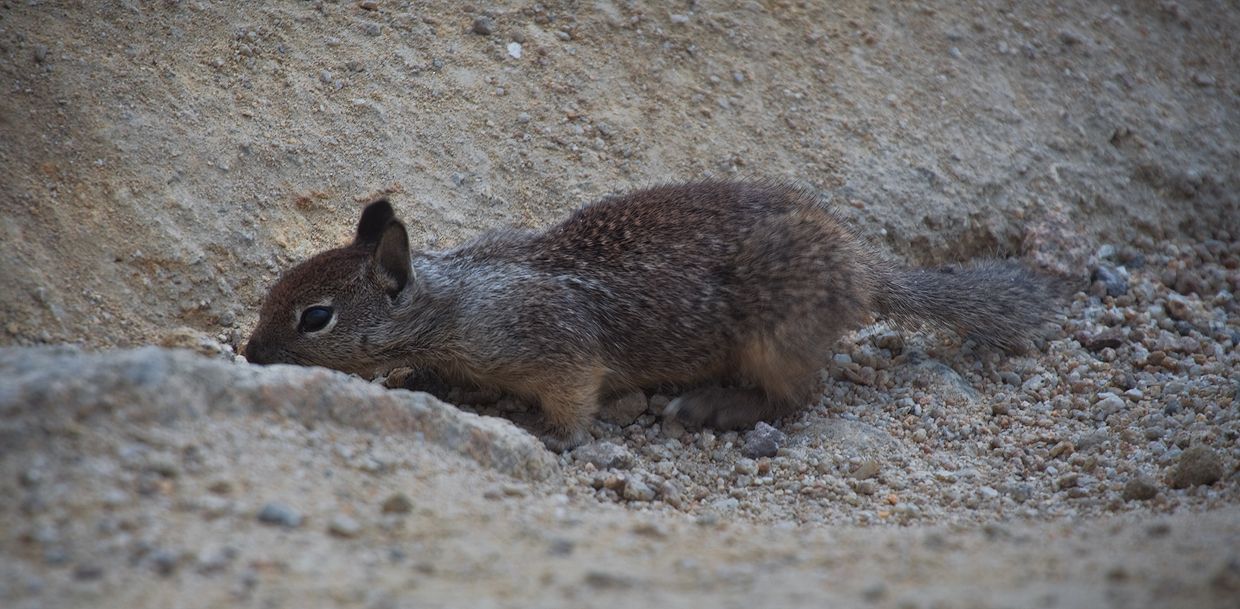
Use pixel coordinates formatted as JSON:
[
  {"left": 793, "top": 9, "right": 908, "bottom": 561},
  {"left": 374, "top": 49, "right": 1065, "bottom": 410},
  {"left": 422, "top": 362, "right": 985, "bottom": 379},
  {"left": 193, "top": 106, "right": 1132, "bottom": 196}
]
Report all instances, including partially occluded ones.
[{"left": 243, "top": 338, "right": 275, "bottom": 365}]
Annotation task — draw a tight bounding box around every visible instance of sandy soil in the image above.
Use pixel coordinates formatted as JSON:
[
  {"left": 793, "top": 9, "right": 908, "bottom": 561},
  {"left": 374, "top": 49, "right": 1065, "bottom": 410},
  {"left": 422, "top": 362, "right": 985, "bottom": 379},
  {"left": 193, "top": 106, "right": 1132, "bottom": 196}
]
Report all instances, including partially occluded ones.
[{"left": 1, "top": 1, "right": 1237, "bottom": 607}]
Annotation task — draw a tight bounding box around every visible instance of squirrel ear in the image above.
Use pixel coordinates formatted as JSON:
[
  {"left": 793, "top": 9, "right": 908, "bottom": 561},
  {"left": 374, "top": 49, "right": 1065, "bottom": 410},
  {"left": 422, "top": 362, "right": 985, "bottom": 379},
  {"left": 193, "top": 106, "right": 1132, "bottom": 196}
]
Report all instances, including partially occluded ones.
[
  {"left": 355, "top": 198, "right": 396, "bottom": 246},
  {"left": 373, "top": 220, "right": 411, "bottom": 296}
]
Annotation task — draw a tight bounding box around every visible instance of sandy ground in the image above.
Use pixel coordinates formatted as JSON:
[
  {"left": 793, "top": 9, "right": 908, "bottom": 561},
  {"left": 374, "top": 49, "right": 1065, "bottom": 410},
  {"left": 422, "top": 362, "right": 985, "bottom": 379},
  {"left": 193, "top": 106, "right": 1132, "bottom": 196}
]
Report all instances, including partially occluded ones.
[{"left": 1, "top": 1, "right": 1238, "bottom": 607}]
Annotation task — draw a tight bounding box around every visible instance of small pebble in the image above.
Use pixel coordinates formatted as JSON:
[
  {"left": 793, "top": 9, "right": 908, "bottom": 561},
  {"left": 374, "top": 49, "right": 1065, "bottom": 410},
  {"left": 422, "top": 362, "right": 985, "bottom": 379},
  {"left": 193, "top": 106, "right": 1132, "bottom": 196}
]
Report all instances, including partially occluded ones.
[
  {"left": 1122, "top": 478, "right": 1158, "bottom": 501},
  {"left": 381, "top": 493, "right": 413, "bottom": 514},
  {"left": 257, "top": 502, "right": 303, "bottom": 528},
  {"left": 622, "top": 478, "right": 656, "bottom": 502},
  {"left": 73, "top": 564, "right": 104, "bottom": 580},
  {"left": 1092, "top": 265, "right": 1128, "bottom": 297},
  {"left": 850, "top": 460, "right": 881, "bottom": 480},
  {"left": 472, "top": 17, "right": 495, "bottom": 36},
  {"left": 328, "top": 514, "right": 362, "bottom": 538},
  {"left": 149, "top": 549, "right": 180, "bottom": 576},
  {"left": 1165, "top": 294, "right": 1193, "bottom": 321},
  {"left": 741, "top": 422, "right": 786, "bottom": 458},
  {"left": 573, "top": 441, "right": 633, "bottom": 470}
]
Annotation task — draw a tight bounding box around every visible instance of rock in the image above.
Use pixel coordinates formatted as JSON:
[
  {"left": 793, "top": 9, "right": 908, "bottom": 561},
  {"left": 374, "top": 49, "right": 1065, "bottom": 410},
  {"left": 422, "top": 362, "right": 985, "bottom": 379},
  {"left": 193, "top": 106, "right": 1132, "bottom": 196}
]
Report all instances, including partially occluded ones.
[
  {"left": 0, "top": 347, "right": 557, "bottom": 481},
  {"left": 1094, "top": 393, "right": 1126, "bottom": 417},
  {"left": 1092, "top": 265, "right": 1129, "bottom": 297},
  {"left": 850, "top": 460, "right": 881, "bottom": 480},
  {"left": 735, "top": 458, "right": 758, "bottom": 476},
  {"left": 798, "top": 419, "right": 898, "bottom": 457},
  {"left": 362, "top": 23, "right": 382, "bottom": 37},
  {"left": 1058, "top": 28, "right": 1084, "bottom": 45},
  {"left": 73, "top": 564, "right": 104, "bottom": 580},
  {"left": 257, "top": 502, "right": 303, "bottom": 528},
  {"left": 33, "top": 44, "right": 48, "bottom": 63},
  {"left": 506, "top": 42, "right": 522, "bottom": 59},
  {"left": 195, "top": 546, "right": 238, "bottom": 574},
  {"left": 1122, "top": 478, "right": 1158, "bottom": 501},
  {"left": 908, "top": 358, "right": 979, "bottom": 405},
  {"left": 148, "top": 548, "right": 180, "bottom": 576},
  {"left": 599, "top": 391, "right": 647, "bottom": 426},
  {"left": 622, "top": 478, "right": 656, "bottom": 502},
  {"left": 1165, "top": 294, "right": 1193, "bottom": 321},
  {"left": 472, "top": 17, "right": 495, "bottom": 35},
  {"left": 328, "top": 514, "right": 362, "bottom": 538},
  {"left": 1080, "top": 328, "right": 1125, "bottom": 352},
  {"left": 741, "top": 422, "right": 786, "bottom": 458},
  {"left": 584, "top": 570, "right": 634, "bottom": 589},
  {"left": 1168, "top": 445, "right": 1224, "bottom": 488},
  {"left": 572, "top": 441, "right": 633, "bottom": 470},
  {"left": 381, "top": 493, "right": 413, "bottom": 514},
  {"left": 1005, "top": 483, "right": 1034, "bottom": 503}
]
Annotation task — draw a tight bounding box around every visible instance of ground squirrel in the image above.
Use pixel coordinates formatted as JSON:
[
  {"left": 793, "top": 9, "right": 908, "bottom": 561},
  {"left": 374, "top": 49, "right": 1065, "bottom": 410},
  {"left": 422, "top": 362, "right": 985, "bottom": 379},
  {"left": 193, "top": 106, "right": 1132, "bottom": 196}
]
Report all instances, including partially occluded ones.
[{"left": 246, "top": 181, "right": 1054, "bottom": 450}]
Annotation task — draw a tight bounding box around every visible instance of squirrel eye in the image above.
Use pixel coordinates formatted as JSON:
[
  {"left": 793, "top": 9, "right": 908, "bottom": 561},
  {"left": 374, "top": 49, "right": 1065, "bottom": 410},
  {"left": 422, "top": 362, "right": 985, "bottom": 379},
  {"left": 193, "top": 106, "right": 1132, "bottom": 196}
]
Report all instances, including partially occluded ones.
[{"left": 299, "top": 306, "right": 334, "bottom": 333}]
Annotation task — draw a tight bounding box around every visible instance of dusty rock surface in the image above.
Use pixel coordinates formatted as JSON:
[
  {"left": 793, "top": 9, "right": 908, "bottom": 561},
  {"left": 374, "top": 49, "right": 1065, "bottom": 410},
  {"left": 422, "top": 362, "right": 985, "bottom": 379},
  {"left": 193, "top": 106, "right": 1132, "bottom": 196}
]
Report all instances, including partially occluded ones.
[{"left": 1, "top": 1, "right": 1238, "bottom": 608}]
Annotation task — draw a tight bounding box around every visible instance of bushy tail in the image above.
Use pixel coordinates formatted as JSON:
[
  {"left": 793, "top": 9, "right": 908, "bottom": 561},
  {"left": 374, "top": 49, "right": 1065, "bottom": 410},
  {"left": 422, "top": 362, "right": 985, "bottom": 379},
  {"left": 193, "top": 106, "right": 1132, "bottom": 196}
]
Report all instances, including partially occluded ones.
[{"left": 873, "top": 260, "right": 1057, "bottom": 352}]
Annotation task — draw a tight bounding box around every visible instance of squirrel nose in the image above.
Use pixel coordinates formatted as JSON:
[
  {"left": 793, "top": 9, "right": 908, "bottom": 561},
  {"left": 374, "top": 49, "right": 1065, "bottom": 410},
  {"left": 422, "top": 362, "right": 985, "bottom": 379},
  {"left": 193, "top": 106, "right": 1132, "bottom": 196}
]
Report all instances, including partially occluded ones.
[{"left": 244, "top": 338, "right": 272, "bottom": 365}]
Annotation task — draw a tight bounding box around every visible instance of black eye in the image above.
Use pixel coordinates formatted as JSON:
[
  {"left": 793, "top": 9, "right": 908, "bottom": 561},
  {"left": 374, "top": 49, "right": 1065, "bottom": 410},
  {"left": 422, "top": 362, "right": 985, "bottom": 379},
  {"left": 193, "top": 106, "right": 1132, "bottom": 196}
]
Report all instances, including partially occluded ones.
[{"left": 299, "top": 306, "right": 334, "bottom": 333}]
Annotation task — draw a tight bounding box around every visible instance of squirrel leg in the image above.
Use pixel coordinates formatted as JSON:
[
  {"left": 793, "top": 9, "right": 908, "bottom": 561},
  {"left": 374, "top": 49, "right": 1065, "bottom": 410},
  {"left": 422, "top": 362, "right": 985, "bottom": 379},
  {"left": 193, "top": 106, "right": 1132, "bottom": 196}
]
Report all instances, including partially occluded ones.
[
  {"left": 527, "top": 371, "right": 604, "bottom": 452},
  {"left": 664, "top": 337, "right": 818, "bottom": 430}
]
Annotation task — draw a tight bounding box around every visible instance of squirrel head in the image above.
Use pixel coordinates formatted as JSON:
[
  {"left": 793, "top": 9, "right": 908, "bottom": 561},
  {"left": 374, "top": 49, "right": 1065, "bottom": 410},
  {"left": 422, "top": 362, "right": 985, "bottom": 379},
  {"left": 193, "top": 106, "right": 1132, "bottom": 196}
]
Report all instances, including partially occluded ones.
[{"left": 244, "top": 198, "right": 413, "bottom": 375}]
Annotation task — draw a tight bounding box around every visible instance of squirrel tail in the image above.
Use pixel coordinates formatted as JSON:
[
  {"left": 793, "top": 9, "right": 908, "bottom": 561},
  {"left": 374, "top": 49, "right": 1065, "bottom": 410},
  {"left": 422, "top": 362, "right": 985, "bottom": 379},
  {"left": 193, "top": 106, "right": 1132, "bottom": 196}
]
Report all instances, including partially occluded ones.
[{"left": 872, "top": 260, "right": 1057, "bottom": 352}]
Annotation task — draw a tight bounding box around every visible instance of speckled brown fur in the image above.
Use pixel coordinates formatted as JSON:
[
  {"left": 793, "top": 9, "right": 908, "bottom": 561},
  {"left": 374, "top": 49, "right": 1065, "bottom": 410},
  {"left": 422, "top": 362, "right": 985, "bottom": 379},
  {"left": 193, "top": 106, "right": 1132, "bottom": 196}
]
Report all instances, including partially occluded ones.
[{"left": 246, "top": 180, "right": 1054, "bottom": 450}]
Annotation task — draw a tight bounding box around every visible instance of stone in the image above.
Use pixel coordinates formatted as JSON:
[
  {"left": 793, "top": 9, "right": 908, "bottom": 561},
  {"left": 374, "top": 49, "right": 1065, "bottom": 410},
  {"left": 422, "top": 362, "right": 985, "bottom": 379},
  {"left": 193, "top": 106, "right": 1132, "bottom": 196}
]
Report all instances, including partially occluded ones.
[
  {"left": 0, "top": 347, "right": 557, "bottom": 481},
  {"left": 381, "top": 493, "right": 413, "bottom": 514},
  {"left": 741, "top": 422, "right": 786, "bottom": 458},
  {"left": 1165, "top": 294, "right": 1193, "bottom": 321},
  {"left": 1080, "top": 328, "right": 1124, "bottom": 352},
  {"left": 1168, "top": 445, "right": 1224, "bottom": 488},
  {"left": 572, "top": 441, "right": 633, "bottom": 470},
  {"left": 850, "top": 460, "right": 881, "bottom": 480},
  {"left": 472, "top": 17, "right": 495, "bottom": 36},
  {"left": 1092, "top": 265, "right": 1128, "bottom": 297},
  {"left": 622, "top": 478, "right": 656, "bottom": 502},
  {"left": 1122, "top": 478, "right": 1158, "bottom": 501},
  {"left": 257, "top": 502, "right": 303, "bottom": 528},
  {"left": 328, "top": 514, "right": 362, "bottom": 538}
]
